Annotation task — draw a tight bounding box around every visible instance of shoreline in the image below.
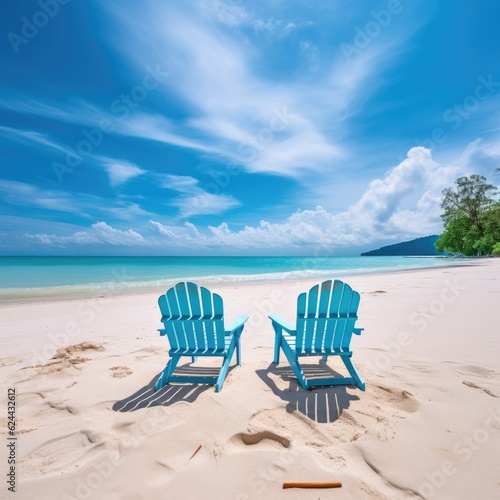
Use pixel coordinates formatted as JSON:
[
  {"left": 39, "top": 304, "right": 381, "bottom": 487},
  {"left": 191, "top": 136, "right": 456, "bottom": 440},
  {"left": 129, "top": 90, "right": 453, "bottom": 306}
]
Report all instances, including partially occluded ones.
[{"left": 0, "top": 256, "right": 485, "bottom": 306}]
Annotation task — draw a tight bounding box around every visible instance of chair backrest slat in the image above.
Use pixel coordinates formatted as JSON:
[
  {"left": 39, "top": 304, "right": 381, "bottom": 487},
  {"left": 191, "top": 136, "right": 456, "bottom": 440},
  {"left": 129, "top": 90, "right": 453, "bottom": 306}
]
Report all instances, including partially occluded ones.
[
  {"left": 306, "top": 284, "right": 319, "bottom": 317},
  {"left": 339, "top": 283, "right": 352, "bottom": 316},
  {"left": 296, "top": 280, "right": 360, "bottom": 353},
  {"left": 187, "top": 281, "right": 202, "bottom": 318},
  {"left": 165, "top": 287, "right": 181, "bottom": 318},
  {"left": 158, "top": 294, "right": 171, "bottom": 319},
  {"left": 193, "top": 320, "right": 206, "bottom": 349},
  {"left": 213, "top": 293, "right": 223, "bottom": 318},
  {"left": 159, "top": 282, "right": 225, "bottom": 351},
  {"left": 318, "top": 281, "right": 332, "bottom": 317},
  {"left": 328, "top": 280, "right": 344, "bottom": 317},
  {"left": 175, "top": 282, "right": 191, "bottom": 318}
]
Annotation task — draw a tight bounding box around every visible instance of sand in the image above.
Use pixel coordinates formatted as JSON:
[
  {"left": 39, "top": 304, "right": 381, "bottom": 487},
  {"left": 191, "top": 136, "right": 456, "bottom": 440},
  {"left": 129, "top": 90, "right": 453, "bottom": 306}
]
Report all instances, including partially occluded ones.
[{"left": 1, "top": 259, "right": 499, "bottom": 499}]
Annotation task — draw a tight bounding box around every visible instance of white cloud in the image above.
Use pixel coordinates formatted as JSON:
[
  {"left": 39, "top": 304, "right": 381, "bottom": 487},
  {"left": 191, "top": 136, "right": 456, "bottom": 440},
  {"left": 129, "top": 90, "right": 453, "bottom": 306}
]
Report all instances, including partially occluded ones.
[
  {"left": 116, "top": 113, "right": 223, "bottom": 155},
  {"left": 199, "top": 0, "right": 248, "bottom": 26},
  {"left": 252, "top": 18, "right": 298, "bottom": 34},
  {"left": 299, "top": 41, "right": 319, "bottom": 70},
  {"left": 0, "top": 180, "right": 156, "bottom": 222},
  {"left": 105, "top": 202, "right": 154, "bottom": 220},
  {"left": 0, "top": 96, "right": 223, "bottom": 158},
  {"left": 106, "top": 3, "right": 345, "bottom": 179},
  {"left": 98, "top": 158, "right": 145, "bottom": 186},
  {"left": 176, "top": 193, "right": 240, "bottom": 218},
  {"left": 158, "top": 173, "right": 240, "bottom": 217},
  {"left": 453, "top": 139, "right": 500, "bottom": 183},
  {"left": 0, "top": 3, "right": 423, "bottom": 194},
  {"left": 158, "top": 174, "right": 199, "bottom": 191},
  {"left": 91, "top": 222, "right": 145, "bottom": 245},
  {"left": 21, "top": 146, "right": 459, "bottom": 251},
  {"left": 0, "top": 125, "right": 67, "bottom": 154},
  {"left": 27, "top": 222, "right": 145, "bottom": 247},
  {"left": 0, "top": 180, "right": 81, "bottom": 214}
]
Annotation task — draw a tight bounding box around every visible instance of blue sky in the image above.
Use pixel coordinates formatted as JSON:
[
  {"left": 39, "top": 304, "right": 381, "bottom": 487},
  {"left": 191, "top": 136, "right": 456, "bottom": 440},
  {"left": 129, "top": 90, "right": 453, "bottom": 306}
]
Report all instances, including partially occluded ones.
[{"left": 1, "top": 0, "right": 499, "bottom": 256}]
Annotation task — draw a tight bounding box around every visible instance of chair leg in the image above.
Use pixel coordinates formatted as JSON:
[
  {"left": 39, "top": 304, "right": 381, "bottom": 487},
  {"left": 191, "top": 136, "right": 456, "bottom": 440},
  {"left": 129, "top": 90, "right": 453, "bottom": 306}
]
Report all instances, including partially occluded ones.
[
  {"left": 155, "top": 355, "right": 180, "bottom": 391},
  {"left": 279, "top": 337, "right": 308, "bottom": 390},
  {"left": 342, "top": 355, "right": 365, "bottom": 391},
  {"left": 236, "top": 331, "right": 241, "bottom": 366},
  {"left": 216, "top": 354, "right": 231, "bottom": 392},
  {"left": 273, "top": 324, "right": 282, "bottom": 364},
  {"left": 216, "top": 334, "right": 240, "bottom": 392}
]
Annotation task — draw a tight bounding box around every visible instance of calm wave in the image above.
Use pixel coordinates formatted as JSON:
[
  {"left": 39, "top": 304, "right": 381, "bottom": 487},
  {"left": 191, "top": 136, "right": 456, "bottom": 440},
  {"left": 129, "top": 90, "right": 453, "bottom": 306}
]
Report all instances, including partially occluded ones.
[{"left": 0, "top": 256, "right": 466, "bottom": 303}]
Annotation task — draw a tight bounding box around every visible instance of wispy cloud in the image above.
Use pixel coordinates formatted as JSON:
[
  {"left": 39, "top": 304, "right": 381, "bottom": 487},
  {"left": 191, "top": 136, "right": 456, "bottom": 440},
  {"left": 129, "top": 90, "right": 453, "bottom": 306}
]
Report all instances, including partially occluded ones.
[
  {"left": 199, "top": 0, "right": 248, "bottom": 27},
  {"left": 0, "top": 125, "right": 67, "bottom": 154},
  {"left": 97, "top": 0, "right": 428, "bottom": 195},
  {"left": 0, "top": 180, "right": 83, "bottom": 214},
  {"left": 0, "top": 179, "right": 154, "bottom": 221},
  {"left": 97, "top": 157, "right": 145, "bottom": 187},
  {"left": 0, "top": 96, "right": 223, "bottom": 156},
  {"left": 158, "top": 173, "right": 241, "bottom": 217},
  {"left": 252, "top": 18, "right": 298, "bottom": 34},
  {"left": 106, "top": 3, "right": 345, "bottom": 179},
  {"left": 0, "top": 1, "right": 424, "bottom": 199}
]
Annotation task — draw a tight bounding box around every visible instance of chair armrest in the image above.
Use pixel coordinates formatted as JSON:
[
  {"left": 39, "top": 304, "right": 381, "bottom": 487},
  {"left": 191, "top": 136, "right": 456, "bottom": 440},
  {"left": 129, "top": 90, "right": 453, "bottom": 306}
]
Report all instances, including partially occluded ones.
[
  {"left": 225, "top": 315, "right": 249, "bottom": 334},
  {"left": 353, "top": 327, "right": 364, "bottom": 335},
  {"left": 268, "top": 314, "right": 296, "bottom": 334},
  {"left": 157, "top": 328, "right": 168, "bottom": 337}
]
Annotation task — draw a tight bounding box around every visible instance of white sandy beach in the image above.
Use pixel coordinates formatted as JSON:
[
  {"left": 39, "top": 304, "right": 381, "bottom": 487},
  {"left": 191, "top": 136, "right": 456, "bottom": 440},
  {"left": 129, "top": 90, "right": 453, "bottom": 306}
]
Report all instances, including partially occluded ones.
[{"left": 1, "top": 259, "right": 499, "bottom": 499}]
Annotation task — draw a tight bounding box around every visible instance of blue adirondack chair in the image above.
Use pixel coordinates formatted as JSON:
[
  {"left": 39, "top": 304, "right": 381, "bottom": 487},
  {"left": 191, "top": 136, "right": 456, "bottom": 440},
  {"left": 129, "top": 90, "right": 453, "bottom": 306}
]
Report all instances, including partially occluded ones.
[
  {"left": 155, "top": 282, "right": 248, "bottom": 392},
  {"left": 269, "top": 280, "right": 365, "bottom": 391}
]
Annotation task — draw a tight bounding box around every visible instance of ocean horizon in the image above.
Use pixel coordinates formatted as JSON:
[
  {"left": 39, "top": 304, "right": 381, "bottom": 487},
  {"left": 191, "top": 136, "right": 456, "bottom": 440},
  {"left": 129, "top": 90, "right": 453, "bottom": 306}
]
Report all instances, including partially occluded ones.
[{"left": 0, "top": 255, "right": 468, "bottom": 303}]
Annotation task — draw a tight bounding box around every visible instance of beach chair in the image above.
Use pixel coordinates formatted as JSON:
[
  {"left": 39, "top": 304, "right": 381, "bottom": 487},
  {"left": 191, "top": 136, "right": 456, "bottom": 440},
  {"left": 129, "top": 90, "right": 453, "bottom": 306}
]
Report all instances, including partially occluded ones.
[
  {"left": 155, "top": 282, "right": 248, "bottom": 392},
  {"left": 269, "top": 280, "right": 365, "bottom": 391}
]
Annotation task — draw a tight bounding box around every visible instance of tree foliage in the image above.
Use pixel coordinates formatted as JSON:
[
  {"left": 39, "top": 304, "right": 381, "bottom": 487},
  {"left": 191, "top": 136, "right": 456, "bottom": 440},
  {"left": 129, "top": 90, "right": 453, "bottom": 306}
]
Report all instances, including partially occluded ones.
[{"left": 436, "top": 174, "right": 499, "bottom": 256}]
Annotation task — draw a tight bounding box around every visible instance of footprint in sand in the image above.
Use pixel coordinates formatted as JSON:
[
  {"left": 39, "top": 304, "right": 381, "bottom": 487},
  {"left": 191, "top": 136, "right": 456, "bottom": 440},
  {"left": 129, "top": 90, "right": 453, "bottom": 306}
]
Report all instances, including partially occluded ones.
[
  {"left": 52, "top": 341, "right": 104, "bottom": 359},
  {"left": 12, "top": 393, "right": 77, "bottom": 434},
  {"left": 373, "top": 385, "right": 419, "bottom": 413},
  {"left": 229, "top": 430, "right": 291, "bottom": 450},
  {"left": 110, "top": 366, "right": 133, "bottom": 378},
  {"left": 462, "top": 380, "right": 498, "bottom": 398},
  {"left": 21, "top": 342, "right": 105, "bottom": 379},
  {"left": 23, "top": 430, "right": 101, "bottom": 476}
]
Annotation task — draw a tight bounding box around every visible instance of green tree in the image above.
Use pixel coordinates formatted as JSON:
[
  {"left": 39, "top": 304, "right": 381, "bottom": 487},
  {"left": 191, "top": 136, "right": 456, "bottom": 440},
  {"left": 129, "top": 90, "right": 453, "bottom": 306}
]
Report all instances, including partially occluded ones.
[
  {"left": 474, "top": 205, "right": 500, "bottom": 254},
  {"left": 436, "top": 174, "right": 499, "bottom": 256}
]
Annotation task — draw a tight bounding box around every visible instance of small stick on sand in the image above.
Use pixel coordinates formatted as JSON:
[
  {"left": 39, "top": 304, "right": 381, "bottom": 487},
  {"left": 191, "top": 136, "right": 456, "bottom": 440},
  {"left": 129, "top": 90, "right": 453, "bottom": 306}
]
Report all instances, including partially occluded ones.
[
  {"left": 189, "top": 444, "right": 202, "bottom": 460},
  {"left": 283, "top": 482, "right": 342, "bottom": 489}
]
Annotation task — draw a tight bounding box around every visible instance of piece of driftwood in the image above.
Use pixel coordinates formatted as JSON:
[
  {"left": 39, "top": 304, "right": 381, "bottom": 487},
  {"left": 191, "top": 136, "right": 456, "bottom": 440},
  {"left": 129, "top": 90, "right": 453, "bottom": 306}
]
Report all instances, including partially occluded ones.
[
  {"left": 189, "top": 444, "right": 202, "bottom": 460},
  {"left": 282, "top": 482, "right": 342, "bottom": 489}
]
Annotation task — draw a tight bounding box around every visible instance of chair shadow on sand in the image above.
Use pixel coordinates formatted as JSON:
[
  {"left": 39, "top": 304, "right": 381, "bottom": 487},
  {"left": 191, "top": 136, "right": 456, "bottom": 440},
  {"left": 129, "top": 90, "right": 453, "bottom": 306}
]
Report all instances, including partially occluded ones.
[
  {"left": 112, "top": 363, "right": 227, "bottom": 412},
  {"left": 256, "top": 361, "right": 360, "bottom": 424}
]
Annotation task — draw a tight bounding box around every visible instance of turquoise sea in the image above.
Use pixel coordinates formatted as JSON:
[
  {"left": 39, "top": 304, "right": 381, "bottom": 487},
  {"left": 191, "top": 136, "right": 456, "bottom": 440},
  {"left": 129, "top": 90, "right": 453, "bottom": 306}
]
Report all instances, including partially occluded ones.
[{"left": 0, "top": 256, "right": 467, "bottom": 303}]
